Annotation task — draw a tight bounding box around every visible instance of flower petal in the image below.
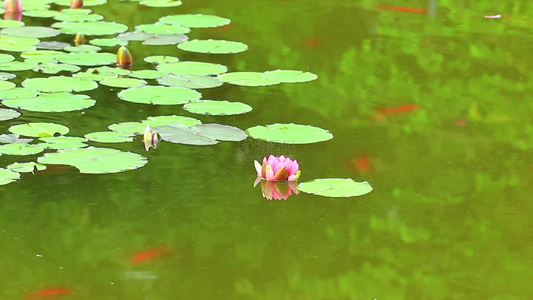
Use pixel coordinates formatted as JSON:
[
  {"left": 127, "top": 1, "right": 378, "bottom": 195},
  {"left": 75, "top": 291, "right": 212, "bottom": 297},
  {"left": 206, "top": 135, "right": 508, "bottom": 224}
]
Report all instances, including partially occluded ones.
[
  {"left": 265, "top": 165, "right": 275, "bottom": 181},
  {"left": 254, "top": 160, "right": 262, "bottom": 177},
  {"left": 288, "top": 170, "right": 301, "bottom": 181}
]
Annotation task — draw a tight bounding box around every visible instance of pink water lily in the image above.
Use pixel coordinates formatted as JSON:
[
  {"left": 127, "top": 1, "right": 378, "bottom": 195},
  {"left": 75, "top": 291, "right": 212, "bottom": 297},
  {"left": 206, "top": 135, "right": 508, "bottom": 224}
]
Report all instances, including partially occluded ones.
[
  {"left": 254, "top": 155, "right": 301, "bottom": 181},
  {"left": 3, "top": 0, "right": 21, "bottom": 12}
]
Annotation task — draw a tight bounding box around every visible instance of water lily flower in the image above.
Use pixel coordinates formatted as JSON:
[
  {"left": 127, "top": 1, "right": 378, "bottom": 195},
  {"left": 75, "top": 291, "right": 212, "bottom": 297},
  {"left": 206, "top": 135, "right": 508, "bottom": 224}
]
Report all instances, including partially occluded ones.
[
  {"left": 257, "top": 180, "right": 299, "bottom": 200},
  {"left": 3, "top": 0, "right": 21, "bottom": 12},
  {"left": 74, "top": 33, "right": 85, "bottom": 46},
  {"left": 143, "top": 125, "right": 161, "bottom": 151},
  {"left": 71, "top": 0, "right": 83, "bottom": 8},
  {"left": 254, "top": 155, "right": 301, "bottom": 181},
  {"left": 117, "top": 46, "right": 133, "bottom": 68}
]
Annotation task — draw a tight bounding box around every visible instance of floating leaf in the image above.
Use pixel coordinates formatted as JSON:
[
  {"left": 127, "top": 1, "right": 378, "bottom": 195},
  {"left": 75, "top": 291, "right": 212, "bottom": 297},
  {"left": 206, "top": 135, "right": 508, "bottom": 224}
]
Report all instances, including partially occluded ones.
[
  {"left": 32, "top": 63, "right": 81, "bottom": 74},
  {"left": 218, "top": 72, "right": 280, "bottom": 86},
  {"left": 0, "top": 108, "right": 20, "bottom": 121},
  {"left": 0, "top": 168, "right": 20, "bottom": 186},
  {"left": 0, "top": 20, "right": 24, "bottom": 28},
  {"left": 178, "top": 39, "right": 248, "bottom": 54},
  {"left": 192, "top": 124, "right": 247, "bottom": 141},
  {"left": 85, "top": 131, "right": 133, "bottom": 143},
  {"left": 3, "top": 92, "right": 95, "bottom": 112},
  {"left": 140, "top": 0, "right": 182, "bottom": 7},
  {"left": 9, "top": 122, "right": 69, "bottom": 137},
  {"left": 0, "top": 143, "right": 45, "bottom": 155},
  {"left": 7, "top": 162, "right": 47, "bottom": 173},
  {"left": 183, "top": 100, "right": 251, "bottom": 116},
  {"left": 129, "top": 70, "right": 164, "bottom": 80},
  {"left": 64, "top": 45, "right": 102, "bottom": 53},
  {"left": 100, "top": 78, "right": 147, "bottom": 88},
  {"left": 0, "top": 54, "right": 15, "bottom": 64},
  {"left": 0, "top": 134, "right": 32, "bottom": 144},
  {"left": 1, "top": 26, "right": 61, "bottom": 38},
  {"left": 0, "top": 72, "right": 16, "bottom": 80},
  {"left": 142, "top": 34, "right": 188, "bottom": 45},
  {"left": 0, "top": 81, "right": 15, "bottom": 90},
  {"left": 118, "top": 86, "right": 201, "bottom": 105},
  {"left": 22, "top": 76, "right": 98, "bottom": 93},
  {"left": 23, "top": 10, "right": 60, "bottom": 18},
  {"left": 157, "top": 74, "right": 223, "bottom": 89},
  {"left": 38, "top": 136, "right": 88, "bottom": 150},
  {"left": 159, "top": 14, "right": 230, "bottom": 28},
  {"left": 135, "top": 23, "right": 190, "bottom": 35},
  {"left": 0, "top": 36, "right": 39, "bottom": 52},
  {"left": 54, "top": 0, "right": 107, "bottom": 7},
  {"left": 0, "top": 87, "right": 39, "bottom": 100},
  {"left": 90, "top": 38, "right": 128, "bottom": 47},
  {"left": 37, "top": 41, "right": 69, "bottom": 50},
  {"left": 54, "top": 52, "right": 116, "bottom": 66},
  {"left": 116, "top": 31, "right": 153, "bottom": 41},
  {"left": 144, "top": 55, "right": 178, "bottom": 64},
  {"left": 157, "top": 61, "right": 227, "bottom": 76},
  {"left": 22, "top": 50, "right": 64, "bottom": 61},
  {"left": 38, "top": 147, "right": 147, "bottom": 174},
  {"left": 262, "top": 70, "right": 318, "bottom": 83},
  {"left": 53, "top": 21, "right": 128, "bottom": 35},
  {"left": 73, "top": 66, "right": 130, "bottom": 81},
  {"left": 155, "top": 123, "right": 246, "bottom": 145},
  {"left": 298, "top": 179, "right": 373, "bottom": 197},
  {"left": 109, "top": 115, "right": 200, "bottom": 134},
  {"left": 246, "top": 123, "right": 333, "bottom": 144},
  {"left": 0, "top": 61, "right": 35, "bottom": 71},
  {"left": 54, "top": 13, "right": 104, "bottom": 22}
]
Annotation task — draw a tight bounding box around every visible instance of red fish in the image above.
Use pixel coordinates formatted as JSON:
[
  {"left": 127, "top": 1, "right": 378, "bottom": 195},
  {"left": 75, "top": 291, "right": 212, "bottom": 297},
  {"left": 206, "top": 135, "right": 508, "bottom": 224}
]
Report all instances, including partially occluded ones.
[
  {"left": 375, "top": 105, "right": 419, "bottom": 120},
  {"left": 375, "top": 5, "right": 427, "bottom": 13},
  {"left": 130, "top": 246, "right": 169, "bottom": 264},
  {"left": 305, "top": 39, "right": 320, "bottom": 47},
  {"left": 26, "top": 288, "right": 72, "bottom": 299},
  {"left": 353, "top": 154, "right": 370, "bottom": 173}
]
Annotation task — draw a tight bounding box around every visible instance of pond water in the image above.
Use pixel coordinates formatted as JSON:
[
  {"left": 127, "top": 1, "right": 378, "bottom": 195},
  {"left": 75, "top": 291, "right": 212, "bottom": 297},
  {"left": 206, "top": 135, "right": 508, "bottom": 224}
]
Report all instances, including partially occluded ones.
[{"left": 0, "top": 0, "right": 531, "bottom": 299}]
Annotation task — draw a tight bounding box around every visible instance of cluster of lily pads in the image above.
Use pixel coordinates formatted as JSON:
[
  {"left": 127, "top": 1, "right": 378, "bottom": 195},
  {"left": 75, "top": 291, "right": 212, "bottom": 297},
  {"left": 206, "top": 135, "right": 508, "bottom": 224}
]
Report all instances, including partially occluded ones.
[{"left": 0, "top": 0, "right": 372, "bottom": 198}]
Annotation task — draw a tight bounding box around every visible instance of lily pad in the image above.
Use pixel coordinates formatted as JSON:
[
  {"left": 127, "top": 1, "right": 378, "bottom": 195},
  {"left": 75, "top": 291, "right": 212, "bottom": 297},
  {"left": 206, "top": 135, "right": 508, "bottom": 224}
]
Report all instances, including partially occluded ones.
[
  {"left": 246, "top": 123, "right": 333, "bottom": 144},
  {"left": 32, "top": 63, "right": 81, "bottom": 74},
  {"left": 0, "top": 134, "right": 32, "bottom": 144},
  {"left": 23, "top": 10, "right": 60, "bottom": 18},
  {"left": 0, "top": 72, "right": 16, "bottom": 80},
  {"left": 144, "top": 55, "right": 178, "bottom": 64},
  {"left": 155, "top": 123, "right": 246, "bottom": 145},
  {"left": 0, "top": 81, "right": 15, "bottom": 90},
  {"left": 142, "top": 34, "right": 188, "bottom": 45},
  {"left": 0, "top": 168, "right": 20, "bottom": 185},
  {"left": 73, "top": 66, "right": 130, "bottom": 81},
  {"left": 22, "top": 76, "right": 98, "bottom": 93},
  {"left": 0, "top": 61, "right": 36, "bottom": 71},
  {"left": 0, "top": 36, "right": 39, "bottom": 52},
  {"left": 3, "top": 92, "right": 96, "bottom": 112},
  {"left": 37, "top": 41, "right": 69, "bottom": 50},
  {"left": 135, "top": 23, "right": 190, "bottom": 35},
  {"left": 192, "top": 124, "right": 247, "bottom": 141},
  {"left": 129, "top": 70, "right": 164, "bottom": 79},
  {"left": 7, "top": 162, "right": 47, "bottom": 173},
  {"left": 159, "top": 14, "right": 230, "bottom": 28},
  {"left": 157, "top": 74, "right": 223, "bottom": 89},
  {"left": 140, "top": 0, "right": 182, "bottom": 7},
  {"left": 262, "top": 70, "right": 318, "bottom": 83},
  {"left": 298, "top": 179, "right": 373, "bottom": 197},
  {"left": 1, "top": 26, "right": 61, "bottom": 38},
  {"left": 157, "top": 61, "right": 227, "bottom": 76},
  {"left": 183, "top": 100, "right": 252, "bottom": 116},
  {"left": 178, "top": 39, "right": 248, "bottom": 54},
  {"left": 0, "top": 108, "right": 20, "bottom": 121},
  {"left": 38, "top": 136, "right": 88, "bottom": 150},
  {"left": 118, "top": 86, "right": 201, "bottom": 105},
  {"left": 109, "top": 115, "right": 200, "bottom": 134},
  {"left": 0, "top": 143, "right": 45, "bottom": 155},
  {"left": 54, "top": 52, "right": 116, "bottom": 66},
  {"left": 100, "top": 78, "right": 147, "bottom": 88},
  {"left": 0, "top": 54, "right": 15, "bottom": 64},
  {"left": 54, "top": 0, "right": 107, "bottom": 6},
  {"left": 54, "top": 13, "right": 104, "bottom": 22},
  {"left": 53, "top": 21, "right": 128, "bottom": 35},
  {"left": 64, "top": 45, "right": 102, "bottom": 53},
  {"left": 218, "top": 72, "right": 280, "bottom": 86},
  {"left": 116, "top": 31, "right": 153, "bottom": 41},
  {"left": 0, "top": 87, "right": 39, "bottom": 100},
  {"left": 85, "top": 131, "right": 133, "bottom": 143},
  {"left": 0, "top": 20, "right": 24, "bottom": 28},
  {"left": 37, "top": 147, "right": 147, "bottom": 174},
  {"left": 90, "top": 38, "right": 128, "bottom": 47},
  {"left": 9, "top": 122, "right": 69, "bottom": 137}
]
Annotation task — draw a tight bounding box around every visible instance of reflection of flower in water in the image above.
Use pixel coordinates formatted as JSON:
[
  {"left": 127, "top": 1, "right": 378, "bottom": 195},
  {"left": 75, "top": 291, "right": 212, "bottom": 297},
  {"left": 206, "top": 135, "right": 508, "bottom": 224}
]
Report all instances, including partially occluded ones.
[{"left": 254, "top": 178, "right": 299, "bottom": 200}]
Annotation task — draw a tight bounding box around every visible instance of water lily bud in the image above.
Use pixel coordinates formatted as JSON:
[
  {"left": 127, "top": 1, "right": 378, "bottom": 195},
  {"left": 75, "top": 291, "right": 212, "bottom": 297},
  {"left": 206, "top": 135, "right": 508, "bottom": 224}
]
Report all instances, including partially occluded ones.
[
  {"left": 117, "top": 46, "right": 133, "bottom": 68},
  {"left": 71, "top": 0, "right": 83, "bottom": 8},
  {"left": 3, "top": 11, "right": 21, "bottom": 20},
  {"left": 143, "top": 125, "right": 161, "bottom": 151},
  {"left": 3, "top": 0, "right": 21, "bottom": 12},
  {"left": 74, "top": 33, "right": 85, "bottom": 46}
]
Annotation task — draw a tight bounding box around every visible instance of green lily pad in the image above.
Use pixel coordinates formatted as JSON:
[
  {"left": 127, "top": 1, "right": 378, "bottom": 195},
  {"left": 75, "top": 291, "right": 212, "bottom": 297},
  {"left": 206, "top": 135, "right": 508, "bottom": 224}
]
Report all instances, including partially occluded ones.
[
  {"left": 54, "top": 13, "right": 104, "bottom": 22},
  {"left": 7, "top": 162, "right": 47, "bottom": 173},
  {"left": 0, "top": 87, "right": 39, "bottom": 100},
  {"left": 298, "top": 179, "right": 373, "bottom": 197},
  {"left": 0, "top": 61, "right": 36, "bottom": 71},
  {"left": 54, "top": 52, "right": 116, "bottom": 66},
  {"left": 142, "top": 34, "right": 188, "bottom": 45},
  {"left": 1, "top": 26, "right": 61, "bottom": 38},
  {"left": 22, "top": 76, "right": 98, "bottom": 93},
  {"left": 23, "top": 10, "right": 60, "bottom": 18},
  {"left": 218, "top": 72, "right": 280, "bottom": 86},
  {"left": 178, "top": 39, "right": 248, "bottom": 54},
  {"left": 183, "top": 100, "right": 252, "bottom": 116},
  {"left": 90, "top": 38, "right": 128, "bottom": 47},
  {"left": 191, "top": 124, "right": 247, "bottom": 141},
  {"left": 159, "top": 14, "right": 230, "bottom": 28},
  {"left": 155, "top": 123, "right": 246, "bottom": 145},
  {"left": 73, "top": 66, "right": 130, "bottom": 81},
  {"left": 0, "top": 72, "right": 16, "bottom": 80},
  {"left": 64, "top": 45, "right": 102, "bottom": 53},
  {"left": 0, "top": 80, "right": 15, "bottom": 90},
  {"left": 0, "top": 168, "right": 20, "bottom": 186},
  {"left": 157, "top": 74, "right": 223, "bottom": 89},
  {"left": 0, "top": 54, "right": 15, "bottom": 63},
  {"left": 129, "top": 70, "right": 164, "bottom": 79},
  {"left": 9, "top": 122, "right": 69, "bottom": 137},
  {"left": 38, "top": 147, "right": 147, "bottom": 174},
  {"left": 32, "top": 63, "right": 81, "bottom": 74},
  {"left": 85, "top": 131, "right": 133, "bottom": 143},
  {"left": 54, "top": 0, "right": 108, "bottom": 7},
  {"left": 59, "top": 9, "right": 92, "bottom": 15},
  {"left": 157, "top": 61, "right": 227, "bottom": 76},
  {"left": 38, "top": 136, "right": 87, "bottom": 150},
  {"left": 118, "top": 86, "right": 201, "bottom": 105},
  {"left": 100, "top": 78, "right": 147, "bottom": 88},
  {"left": 246, "top": 123, "right": 333, "bottom": 144},
  {"left": 0, "top": 143, "right": 45, "bottom": 155},
  {"left": 262, "top": 70, "right": 318, "bottom": 83},
  {"left": 144, "top": 55, "right": 178, "bottom": 64},
  {"left": 53, "top": 21, "right": 128, "bottom": 35},
  {"left": 140, "top": 0, "right": 182, "bottom": 7},
  {"left": 116, "top": 31, "right": 153, "bottom": 41},
  {"left": 22, "top": 50, "right": 64, "bottom": 61},
  {"left": 0, "top": 108, "right": 20, "bottom": 121},
  {"left": 109, "top": 115, "right": 200, "bottom": 134},
  {"left": 36, "top": 41, "right": 69, "bottom": 50},
  {"left": 0, "top": 134, "right": 32, "bottom": 144},
  {"left": 135, "top": 23, "right": 190, "bottom": 35},
  {"left": 0, "top": 19, "right": 24, "bottom": 28},
  {"left": 3, "top": 92, "right": 96, "bottom": 112}
]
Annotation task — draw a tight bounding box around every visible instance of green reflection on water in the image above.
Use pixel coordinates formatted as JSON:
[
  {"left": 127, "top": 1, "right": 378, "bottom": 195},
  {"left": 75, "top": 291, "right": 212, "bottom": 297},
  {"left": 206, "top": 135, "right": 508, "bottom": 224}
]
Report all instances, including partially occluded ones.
[{"left": 1, "top": 0, "right": 531, "bottom": 299}]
